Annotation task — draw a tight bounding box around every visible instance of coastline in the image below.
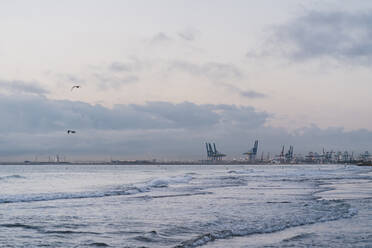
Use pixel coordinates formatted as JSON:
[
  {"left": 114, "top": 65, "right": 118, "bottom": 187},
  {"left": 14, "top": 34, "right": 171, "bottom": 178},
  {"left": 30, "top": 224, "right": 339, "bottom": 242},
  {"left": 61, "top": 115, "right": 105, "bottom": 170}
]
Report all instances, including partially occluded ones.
[{"left": 0, "top": 160, "right": 368, "bottom": 166}]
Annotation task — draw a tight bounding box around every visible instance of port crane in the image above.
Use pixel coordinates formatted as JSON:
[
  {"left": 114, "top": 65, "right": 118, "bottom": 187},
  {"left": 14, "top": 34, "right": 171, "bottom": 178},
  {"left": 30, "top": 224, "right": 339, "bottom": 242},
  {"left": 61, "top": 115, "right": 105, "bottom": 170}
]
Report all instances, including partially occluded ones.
[
  {"left": 243, "top": 140, "right": 259, "bottom": 161},
  {"left": 205, "top": 142, "right": 226, "bottom": 161}
]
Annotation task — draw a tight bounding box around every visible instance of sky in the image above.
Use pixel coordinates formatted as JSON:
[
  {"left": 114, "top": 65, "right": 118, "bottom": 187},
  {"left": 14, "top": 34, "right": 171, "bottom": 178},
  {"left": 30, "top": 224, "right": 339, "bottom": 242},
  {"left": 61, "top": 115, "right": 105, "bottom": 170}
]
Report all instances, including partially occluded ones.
[{"left": 1, "top": 0, "right": 372, "bottom": 160}]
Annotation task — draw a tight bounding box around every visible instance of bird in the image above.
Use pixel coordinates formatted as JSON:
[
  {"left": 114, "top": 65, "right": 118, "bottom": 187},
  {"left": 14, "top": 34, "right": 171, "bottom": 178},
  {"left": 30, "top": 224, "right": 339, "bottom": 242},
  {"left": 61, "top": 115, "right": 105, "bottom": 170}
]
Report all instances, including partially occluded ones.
[
  {"left": 71, "top": 85, "right": 81, "bottom": 91},
  {"left": 67, "top": 130, "right": 76, "bottom": 134}
]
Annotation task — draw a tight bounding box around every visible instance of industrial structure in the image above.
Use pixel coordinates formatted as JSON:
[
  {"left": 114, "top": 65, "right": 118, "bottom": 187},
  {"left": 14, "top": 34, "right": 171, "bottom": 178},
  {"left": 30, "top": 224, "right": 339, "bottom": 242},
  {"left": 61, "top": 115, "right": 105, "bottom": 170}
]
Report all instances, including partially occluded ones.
[
  {"left": 201, "top": 140, "right": 371, "bottom": 165},
  {"left": 275, "top": 145, "right": 285, "bottom": 163},
  {"left": 243, "top": 140, "right": 259, "bottom": 161},
  {"left": 205, "top": 142, "right": 226, "bottom": 161},
  {"left": 285, "top": 145, "right": 294, "bottom": 163}
]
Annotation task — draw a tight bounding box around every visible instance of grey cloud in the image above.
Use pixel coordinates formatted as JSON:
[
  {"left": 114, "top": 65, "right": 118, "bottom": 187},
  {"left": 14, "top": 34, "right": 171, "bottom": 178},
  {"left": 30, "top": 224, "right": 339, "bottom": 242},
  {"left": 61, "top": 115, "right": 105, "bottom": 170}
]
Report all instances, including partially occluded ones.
[
  {"left": 48, "top": 61, "right": 143, "bottom": 91},
  {"left": 0, "top": 94, "right": 269, "bottom": 158},
  {"left": 150, "top": 32, "right": 172, "bottom": 43},
  {"left": 87, "top": 60, "right": 144, "bottom": 89},
  {"left": 218, "top": 82, "right": 267, "bottom": 99},
  {"left": 268, "top": 10, "right": 372, "bottom": 64},
  {"left": 131, "top": 102, "right": 221, "bottom": 128},
  {"left": 216, "top": 125, "right": 372, "bottom": 159},
  {"left": 61, "top": 74, "right": 83, "bottom": 84},
  {"left": 94, "top": 73, "right": 139, "bottom": 89},
  {"left": 288, "top": 125, "right": 372, "bottom": 152},
  {"left": 48, "top": 73, "right": 86, "bottom": 89},
  {"left": 0, "top": 80, "right": 49, "bottom": 95},
  {"left": 210, "top": 104, "right": 269, "bottom": 129},
  {"left": 0, "top": 93, "right": 371, "bottom": 159},
  {"left": 109, "top": 62, "right": 132, "bottom": 72},
  {"left": 240, "top": 90, "right": 266, "bottom": 99},
  {"left": 0, "top": 94, "right": 268, "bottom": 134},
  {"left": 170, "top": 61, "right": 242, "bottom": 81},
  {"left": 178, "top": 29, "right": 200, "bottom": 41},
  {"left": 108, "top": 59, "right": 145, "bottom": 73}
]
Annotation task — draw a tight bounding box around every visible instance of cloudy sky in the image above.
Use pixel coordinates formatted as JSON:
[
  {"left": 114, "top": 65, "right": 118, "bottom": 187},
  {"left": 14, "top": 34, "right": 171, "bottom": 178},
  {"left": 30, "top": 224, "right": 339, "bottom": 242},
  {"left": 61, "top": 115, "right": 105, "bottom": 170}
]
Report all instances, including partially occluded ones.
[{"left": 1, "top": 0, "right": 372, "bottom": 160}]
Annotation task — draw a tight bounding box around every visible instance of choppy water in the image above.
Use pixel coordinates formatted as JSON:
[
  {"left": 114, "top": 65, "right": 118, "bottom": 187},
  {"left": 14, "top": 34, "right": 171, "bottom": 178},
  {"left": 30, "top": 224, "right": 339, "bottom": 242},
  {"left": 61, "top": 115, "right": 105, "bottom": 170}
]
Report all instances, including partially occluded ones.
[{"left": 0, "top": 163, "right": 371, "bottom": 247}]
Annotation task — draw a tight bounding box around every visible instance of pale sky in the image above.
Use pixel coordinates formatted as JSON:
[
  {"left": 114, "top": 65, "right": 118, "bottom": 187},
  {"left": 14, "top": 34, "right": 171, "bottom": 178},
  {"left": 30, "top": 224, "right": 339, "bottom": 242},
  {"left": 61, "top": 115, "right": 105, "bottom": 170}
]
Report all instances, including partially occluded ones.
[{"left": 1, "top": 0, "right": 372, "bottom": 160}]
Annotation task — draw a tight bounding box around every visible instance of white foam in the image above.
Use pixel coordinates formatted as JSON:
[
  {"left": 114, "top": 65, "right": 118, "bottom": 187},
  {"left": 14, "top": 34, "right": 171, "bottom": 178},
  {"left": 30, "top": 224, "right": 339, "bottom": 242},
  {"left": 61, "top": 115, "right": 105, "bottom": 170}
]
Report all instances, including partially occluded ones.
[
  {"left": 146, "top": 175, "right": 193, "bottom": 188},
  {"left": 0, "top": 174, "right": 193, "bottom": 204},
  {"left": 228, "top": 170, "right": 252, "bottom": 175},
  {"left": 147, "top": 179, "right": 169, "bottom": 188},
  {"left": 347, "top": 207, "right": 358, "bottom": 216},
  {"left": 175, "top": 200, "right": 357, "bottom": 248}
]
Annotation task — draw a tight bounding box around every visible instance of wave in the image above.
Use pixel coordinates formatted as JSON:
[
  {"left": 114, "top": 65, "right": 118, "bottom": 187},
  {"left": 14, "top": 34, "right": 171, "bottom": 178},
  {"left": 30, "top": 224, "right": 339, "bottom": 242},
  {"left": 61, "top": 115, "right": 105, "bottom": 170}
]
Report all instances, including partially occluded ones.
[
  {"left": 147, "top": 175, "right": 193, "bottom": 188},
  {"left": 133, "top": 230, "right": 178, "bottom": 245},
  {"left": 0, "top": 175, "right": 193, "bottom": 204},
  {"left": 133, "top": 230, "right": 161, "bottom": 243},
  {"left": 174, "top": 200, "right": 357, "bottom": 248},
  {"left": 135, "top": 192, "right": 212, "bottom": 200},
  {"left": 44, "top": 230, "right": 100, "bottom": 235},
  {"left": 227, "top": 170, "right": 253, "bottom": 175},
  {"left": 0, "top": 175, "right": 26, "bottom": 180},
  {"left": 0, "top": 223, "right": 41, "bottom": 230},
  {"left": 282, "top": 232, "right": 316, "bottom": 242},
  {"left": 185, "top": 172, "right": 199, "bottom": 176},
  {"left": 86, "top": 242, "right": 110, "bottom": 247}
]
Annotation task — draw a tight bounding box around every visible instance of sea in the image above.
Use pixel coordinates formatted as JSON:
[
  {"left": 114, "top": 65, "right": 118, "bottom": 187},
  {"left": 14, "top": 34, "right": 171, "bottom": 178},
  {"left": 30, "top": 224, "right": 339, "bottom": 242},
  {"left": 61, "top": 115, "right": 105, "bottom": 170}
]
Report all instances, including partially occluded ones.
[{"left": 0, "top": 163, "right": 371, "bottom": 248}]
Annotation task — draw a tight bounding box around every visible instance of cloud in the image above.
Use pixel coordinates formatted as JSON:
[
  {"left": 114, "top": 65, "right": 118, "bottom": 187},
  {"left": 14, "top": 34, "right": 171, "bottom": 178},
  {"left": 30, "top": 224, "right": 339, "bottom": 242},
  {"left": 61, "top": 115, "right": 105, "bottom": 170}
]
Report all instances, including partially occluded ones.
[
  {"left": 0, "top": 93, "right": 371, "bottom": 159},
  {"left": 46, "top": 72, "right": 86, "bottom": 89},
  {"left": 0, "top": 80, "right": 49, "bottom": 95},
  {"left": 59, "top": 74, "right": 84, "bottom": 84},
  {"left": 131, "top": 102, "right": 221, "bottom": 128},
  {"left": 240, "top": 90, "right": 266, "bottom": 99},
  {"left": 169, "top": 60, "right": 266, "bottom": 100},
  {"left": 217, "top": 82, "right": 267, "bottom": 99},
  {"left": 49, "top": 59, "right": 143, "bottom": 91},
  {"left": 94, "top": 73, "right": 139, "bottom": 89},
  {"left": 169, "top": 60, "right": 242, "bottom": 81},
  {"left": 0, "top": 94, "right": 270, "bottom": 158},
  {"left": 178, "top": 28, "right": 200, "bottom": 41},
  {"left": 150, "top": 32, "right": 172, "bottom": 44},
  {"left": 0, "top": 94, "right": 268, "bottom": 134},
  {"left": 288, "top": 125, "right": 372, "bottom": 152},
  {"left": 80, "top": 59, "right": 145, "bottom": 89},
  {"left": 259, "top": 10, "right": 372, "bottom": 65},
  {"left": 109, "top": 62, "right": 132, "bottom": 72},
  {"left": 208, "top": 104, "right": 269, "bottom": 129}
]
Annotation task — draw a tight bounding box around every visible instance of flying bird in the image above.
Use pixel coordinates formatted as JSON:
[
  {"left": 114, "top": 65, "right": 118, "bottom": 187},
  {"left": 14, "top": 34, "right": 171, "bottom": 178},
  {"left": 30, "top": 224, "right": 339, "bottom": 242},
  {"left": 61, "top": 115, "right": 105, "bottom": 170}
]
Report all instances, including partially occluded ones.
[
  {"left": 67, "top": 130, "right": 76, "bottom": 134},
  {"left": 71, "top": 85, "right": 81, "bottom": 91}
]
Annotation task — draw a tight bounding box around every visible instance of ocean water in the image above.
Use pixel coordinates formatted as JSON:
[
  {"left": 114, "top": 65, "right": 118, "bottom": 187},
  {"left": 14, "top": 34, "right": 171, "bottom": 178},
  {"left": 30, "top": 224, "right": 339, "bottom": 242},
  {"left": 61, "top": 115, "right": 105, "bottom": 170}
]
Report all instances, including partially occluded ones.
[{"left": 0, "top": 163, "right": 371, "bottom": 247}]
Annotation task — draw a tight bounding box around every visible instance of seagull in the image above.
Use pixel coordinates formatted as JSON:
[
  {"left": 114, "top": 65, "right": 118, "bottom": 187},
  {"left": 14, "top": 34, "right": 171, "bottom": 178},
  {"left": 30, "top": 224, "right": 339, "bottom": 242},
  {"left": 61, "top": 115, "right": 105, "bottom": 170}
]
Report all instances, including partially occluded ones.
[
  {"left": 67, "top": 130, "right": 76, "bottom": 134},
  {"left": 71, "top": 85, "right": 81, "bottom": 91}
]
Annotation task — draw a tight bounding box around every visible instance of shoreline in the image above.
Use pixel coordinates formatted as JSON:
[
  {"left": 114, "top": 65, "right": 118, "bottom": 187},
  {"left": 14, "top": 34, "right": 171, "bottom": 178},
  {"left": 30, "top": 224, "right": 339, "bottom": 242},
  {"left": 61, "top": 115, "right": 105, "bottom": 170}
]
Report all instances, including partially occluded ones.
[{"left": 0, "top": 160, "right": 369, "bottom": 166}]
